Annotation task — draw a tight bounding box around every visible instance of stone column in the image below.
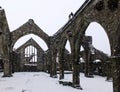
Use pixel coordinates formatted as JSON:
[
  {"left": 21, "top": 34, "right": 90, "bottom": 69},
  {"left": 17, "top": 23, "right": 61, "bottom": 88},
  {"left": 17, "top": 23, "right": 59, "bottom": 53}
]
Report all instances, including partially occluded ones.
[
  {"left": 106, "top": 61, "right": 112, "bottom": 81},
  {"left": 20, "top": 51, "right": 25, "bottom": 71},
  {"left": 111, "top": 42, "right": 120, "bottom": 92},
  {"left": 59, "top": 59, "right": 64, "bottom": 79},
  {"left": 59, "top": 49, "right": 65, "bottom": 79},
  {"left": 71, "top": 39, "right": 82, "bottom": 89},
  {"left": 3, "top": 59, "right": 12, "bottom": 77},
  {"left": 111, "top": 56, "right": 120, "bottom": 92},
  {"left": 49, "top": 37, "right": 54, "bottom": 77},
  {"left": 89, "top": 55, "right": 94, "bottom": 76},
  {"left": 72, "top": 60, "right": 81, "bottom": 89},
  {"left": 49, "top": 49, "right": 53, "bottom": 77},
  {"left": 51, "top": 49, "right": 57, "bottom": 78},
  {"left": 84, "top": 50, "right": 91, "bottom": 77},
  {"left": 49, "top": 40, "right": 57, "bottom": 77}
]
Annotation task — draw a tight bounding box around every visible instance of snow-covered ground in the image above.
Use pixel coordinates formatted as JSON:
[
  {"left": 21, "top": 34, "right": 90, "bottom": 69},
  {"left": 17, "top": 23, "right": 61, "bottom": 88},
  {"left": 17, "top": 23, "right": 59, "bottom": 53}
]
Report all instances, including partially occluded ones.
[{"left": 0, "top": 72, "right": 113, "bottom": 92}]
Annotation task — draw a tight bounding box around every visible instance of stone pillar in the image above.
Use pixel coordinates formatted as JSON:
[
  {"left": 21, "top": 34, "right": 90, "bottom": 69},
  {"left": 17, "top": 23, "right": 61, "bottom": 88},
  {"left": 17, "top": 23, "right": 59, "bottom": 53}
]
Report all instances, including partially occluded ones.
[
  {"left": 20, "top": 51, "right": 25, "bottom": 71},
  {"left": 101, "top": 62, "right": 106, "bottom": 76},
  {"left": 72, "top": 61, "right": 81, "bottom": 89},
  {"left": 51, "top": 50, "right": 57, "bottom": 78},
  {"left": 49, "top": 50, "right": 53, "bottom": 77},
  {"left": 59, "top": 48, "right": 65, "bottom": 79},
  {"left": 71, "top": 41, "right": 82, "bottom": 89},
  {"left": 106, "top": 61, "right": 112, "bottom": 81},
  {"left": 111, "top": 43, "right": 120, "bottom": 92},
  {"left": 49, "top": 37, "right": 54, "bottom": 77},
  {"left": 83, "top": 36, "right": 93, "bottom": 77},
  {"left": 59, "top": 59, "right": 64, "bottom": 79},
  {"left": 111, "top": 56, "right": 120, "bottom": 92},
  {"left": 46, "top": 53, "right": 51, "bottom": 73},
  {"left": 3, "top": 59, "right": 12, "bottom": 77},
  {"left": 84, "top": 51, "right": 90, "bottom": 77},
  {"left": 89, "top": 56, "right": 94, "bottom": 76},
  {"left": 49, "top": 44, "right": 57, "bottom": 78}
]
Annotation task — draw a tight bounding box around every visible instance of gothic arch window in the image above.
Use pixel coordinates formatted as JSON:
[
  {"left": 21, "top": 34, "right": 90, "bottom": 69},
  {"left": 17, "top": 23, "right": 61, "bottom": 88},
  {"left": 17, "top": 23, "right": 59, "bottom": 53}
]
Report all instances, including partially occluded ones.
[{"left": 24, "top": 45, "right": 37, "bottom": 63}]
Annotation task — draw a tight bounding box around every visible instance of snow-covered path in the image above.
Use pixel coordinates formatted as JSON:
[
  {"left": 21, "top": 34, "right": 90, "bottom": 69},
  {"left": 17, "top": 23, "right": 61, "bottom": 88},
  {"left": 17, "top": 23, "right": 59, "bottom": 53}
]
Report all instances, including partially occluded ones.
[{"left": 0, "top": 72, "right": 113, "bottom": 92}]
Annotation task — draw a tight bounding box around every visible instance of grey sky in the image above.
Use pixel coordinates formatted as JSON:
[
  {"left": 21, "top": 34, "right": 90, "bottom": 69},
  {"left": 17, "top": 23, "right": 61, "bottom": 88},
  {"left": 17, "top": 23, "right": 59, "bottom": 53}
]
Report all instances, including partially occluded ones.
[{"left": 0, "top": 0, "right": 111, "bottom": 55}]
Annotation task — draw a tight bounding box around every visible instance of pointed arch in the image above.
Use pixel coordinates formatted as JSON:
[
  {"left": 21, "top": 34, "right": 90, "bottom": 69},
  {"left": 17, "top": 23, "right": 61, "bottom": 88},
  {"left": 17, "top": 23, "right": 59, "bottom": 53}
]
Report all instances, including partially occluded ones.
[
  {"left": 13, "top": 34, "right": 48, "bottom": 51},
  {"left": 85, "top": 22, "right": 111, "bottom": 55},
  {"left": 11, "top": 19, "right": 50, "bottom": 49},
  {"left": 16, "top": 38, "right": 44, "bottom": 52}
]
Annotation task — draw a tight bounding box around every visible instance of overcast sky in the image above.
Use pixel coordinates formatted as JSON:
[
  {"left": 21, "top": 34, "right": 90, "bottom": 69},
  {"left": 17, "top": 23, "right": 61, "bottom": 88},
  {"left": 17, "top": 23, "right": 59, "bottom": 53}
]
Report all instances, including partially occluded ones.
[{"left": 0, "top": 0, "right": 111, "bottom": 55}]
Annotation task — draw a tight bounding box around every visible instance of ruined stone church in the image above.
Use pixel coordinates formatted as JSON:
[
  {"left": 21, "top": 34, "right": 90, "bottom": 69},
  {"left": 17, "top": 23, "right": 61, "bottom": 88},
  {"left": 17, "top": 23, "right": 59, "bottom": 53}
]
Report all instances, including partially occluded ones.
[{"left": 0, "top": 0, "right": 120, "bottom": 92}]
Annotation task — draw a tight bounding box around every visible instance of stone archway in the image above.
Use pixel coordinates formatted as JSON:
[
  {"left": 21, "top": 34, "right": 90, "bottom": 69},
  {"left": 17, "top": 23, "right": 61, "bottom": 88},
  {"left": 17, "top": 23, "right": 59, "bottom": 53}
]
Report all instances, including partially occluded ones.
[
  {"left": 52, "top": 0, "right": 120, "bottom": 90},
  {"left": 58, "top": 38, "right": 71, "bottom": 79},
  {"left": 0, "top": 0, "right": 120, "bottom": 91},
  {"left": 11, "top": 19, "right": 50, "bottom": 49},
  {"left": 85, "top": 22, "right": 111, "bottom": 55},
  {"left": 81, "top": 21, "right": 111, "bottom": 77},
  {"left": 10, "top": 19, "right": 50, "bottom": 72}
]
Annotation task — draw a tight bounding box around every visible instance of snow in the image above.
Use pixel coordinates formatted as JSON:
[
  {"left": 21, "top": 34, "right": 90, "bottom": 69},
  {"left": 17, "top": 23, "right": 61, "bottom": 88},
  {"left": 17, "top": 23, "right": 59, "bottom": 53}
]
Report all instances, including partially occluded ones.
[{"left": 0, "top": 72, "right": 113, "bottom": 92}]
